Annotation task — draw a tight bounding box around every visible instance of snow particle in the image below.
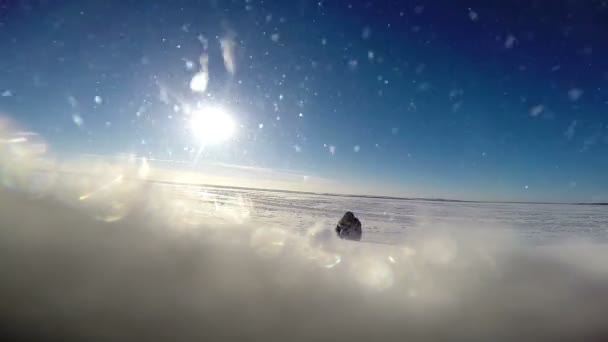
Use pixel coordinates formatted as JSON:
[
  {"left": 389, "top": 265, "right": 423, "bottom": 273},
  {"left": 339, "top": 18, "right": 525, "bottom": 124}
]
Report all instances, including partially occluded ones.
[
  {"left": 504, "top": 35, "right": 516, "bottom": 49},
  {"left": 348, "top": 59, "right": 358, "bottom": 70},
  {"left": 258, "top": 123, "right": 264, "bottom": 129},
  {"left": 190, "top": 54, "right": 209, "bottom": 93},
  {"left": 158, "top": 87, "right": 169, "bottom": 104},
  {"left": 197, "top": 34, "right": 209, "bottom": 50},
  {"left": 72, "top": 114, "right": 84, "bottom": 127},
  {"left": 581, "top": 46, "right": 593, "bottom": 55},
  {"left": 190, "top": 71, "right": 208, "bottom": 93},
  {"left": 67, "top": 95, "right": 78, "bottom": 107},
  {"left": 184, "top": 58, "right": 195, "bottom": 70},
  {"left": 529, "top": 104, "right": 544, "bottom": 117},
  {"left": 564, "top": 120, "right": 577, "bottom": 140},
  {"left": 294, "top": 145, "right": 301, "bottom": 152},
  {"left": 524, "top": 185, "right": 529, "bottom": 189},
  {"left": 415, "top": 63, "right": 426, "bottom": 74},
  {"left": 368, "top": 50, "right": 375, "bottom": 61},
  {"left": 1, "top": 89, "right": 12, "bottom": 97},
  {"left": 353, "top": 145, "right": 360, "bottom": 152},
  {"left": 361, "top": 26, "right": 371, "bottom": 40},
  {"left": 452, "top": 101, "right": 463, "bottom": 112},
  {"left": 468, "top": 9, "right": 478, "bottom": 21},
  {"left": 94, "top": 95, "right": 103, "bottom": 104},
  {"left": 270, "top": 33, "right": 280, "bottom": 42},
  {"left": 298, "top": 112, "right": 303, "bottom": 117},
  {"left": 568, "top": 88, "right": 583, "bottom": 102},
  {"left": 329, "top": 145, "right": 336, "bottom": 155}
]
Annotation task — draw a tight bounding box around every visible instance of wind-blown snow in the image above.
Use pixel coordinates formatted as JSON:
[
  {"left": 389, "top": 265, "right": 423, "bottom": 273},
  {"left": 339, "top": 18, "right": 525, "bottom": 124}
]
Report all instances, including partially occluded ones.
[
  {"left": 1, "top": 120, "right": 608, "bottom": 340},
  {"left": 1, "top": 179, "right": 608, "bottom": 341}
]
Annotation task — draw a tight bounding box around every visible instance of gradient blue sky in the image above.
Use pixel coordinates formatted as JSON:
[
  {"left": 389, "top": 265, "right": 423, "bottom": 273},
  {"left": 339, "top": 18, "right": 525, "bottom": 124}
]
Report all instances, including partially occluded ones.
[{"left": 1, "top": 0, "right": 607, "bottom": 202}]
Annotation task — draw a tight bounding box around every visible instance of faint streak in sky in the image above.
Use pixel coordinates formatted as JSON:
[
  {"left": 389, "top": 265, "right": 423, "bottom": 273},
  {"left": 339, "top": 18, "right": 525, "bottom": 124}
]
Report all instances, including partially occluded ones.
[
  {"left": 564, "top": 120, "right": 577, "bottom": 140},
  {"left": 220, "top": 34, "right": 236, "bottom": 75}
]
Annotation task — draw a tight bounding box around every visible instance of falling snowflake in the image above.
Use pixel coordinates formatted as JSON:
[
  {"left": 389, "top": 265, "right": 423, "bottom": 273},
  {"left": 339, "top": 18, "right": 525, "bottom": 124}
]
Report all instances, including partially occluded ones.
[
  {"left": 348, "top": 59, "right": 358, "bottom": 70},
  {"left": 183, "top": 58, "right": 195, "bottom": 70},
  {"left": 564, "top": 120, "right": 577, "bottom": 140},
  {"left": 568, "top": 88, "right": 583, "bottom": 102},
  {"left": 504, "top": 35, "right": 516, "bottom": 49},
  {"left": 72, "top": 114, "right": 84, "bottom": 127},
  {"left": 190, "top": 72, "right": 208, "bottom": 92},
  {"left": 361, "top": 26, "right": 371, "bottom": 40},
  {"left": 368, "top": 50, "right": 375, "bottom": 61},
  {"left": 67, "top": 95, "right": 78, "bottom": 107},
  {"left": 190, "top": 54, "right": 209, "bottom": 93},
  {"left": 94, "top": 95, "right": 103, "bottom": 104},
  {"left": 529, "top": 105, "right": 544, "bottom": 117},
  {"left": 468, "top": 9, "right": 478, "bottom": 21}
]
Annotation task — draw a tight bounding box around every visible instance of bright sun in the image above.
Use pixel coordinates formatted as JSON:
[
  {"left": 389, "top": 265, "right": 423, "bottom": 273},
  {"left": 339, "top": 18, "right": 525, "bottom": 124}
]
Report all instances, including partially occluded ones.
[{"left": 190, "top": 106, "right": 236, "bottom": 145}]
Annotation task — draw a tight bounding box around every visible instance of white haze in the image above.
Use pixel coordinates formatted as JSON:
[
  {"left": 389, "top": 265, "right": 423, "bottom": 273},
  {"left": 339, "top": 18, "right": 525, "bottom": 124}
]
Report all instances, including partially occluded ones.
[{"left": 1, "top": 120, "right": 608, "bottom": 341}]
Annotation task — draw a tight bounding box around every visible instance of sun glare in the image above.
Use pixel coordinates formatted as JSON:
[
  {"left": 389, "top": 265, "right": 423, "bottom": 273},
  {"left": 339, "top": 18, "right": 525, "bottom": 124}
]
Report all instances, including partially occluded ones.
[{"left": 190, "top": 106, "right": 236, "bottom": 145}]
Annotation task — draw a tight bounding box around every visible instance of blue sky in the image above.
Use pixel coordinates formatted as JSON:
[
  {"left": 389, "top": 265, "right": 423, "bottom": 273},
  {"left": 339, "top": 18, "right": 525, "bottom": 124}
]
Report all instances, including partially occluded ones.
[{"left": 1, "top": 1, "right": 607, "bottom": 202}]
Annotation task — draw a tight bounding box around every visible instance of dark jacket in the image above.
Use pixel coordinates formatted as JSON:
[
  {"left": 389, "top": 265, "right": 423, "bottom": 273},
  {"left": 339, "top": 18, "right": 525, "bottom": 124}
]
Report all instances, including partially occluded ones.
[{"left": 335, "top": 211, "right": 362, "bottom": 241}]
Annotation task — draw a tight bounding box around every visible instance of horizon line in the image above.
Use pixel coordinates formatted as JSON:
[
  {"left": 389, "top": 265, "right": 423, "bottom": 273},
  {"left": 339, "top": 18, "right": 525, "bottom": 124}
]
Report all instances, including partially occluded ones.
[{"left": 143, "top": 178, "right": 606, "bottom": 206}]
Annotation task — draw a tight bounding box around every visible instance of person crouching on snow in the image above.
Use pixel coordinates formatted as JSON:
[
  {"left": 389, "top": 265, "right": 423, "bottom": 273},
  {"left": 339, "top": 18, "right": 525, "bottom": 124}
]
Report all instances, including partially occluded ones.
[{"left": 335, "top": 211, "right": 362, "bottom": 241}]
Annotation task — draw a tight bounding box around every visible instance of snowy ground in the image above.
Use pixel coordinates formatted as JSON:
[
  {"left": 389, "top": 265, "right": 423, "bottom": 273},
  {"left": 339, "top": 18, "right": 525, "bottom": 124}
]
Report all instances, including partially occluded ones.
[{"left": 163, "top": 183, "right": 608, "bottom": 245}]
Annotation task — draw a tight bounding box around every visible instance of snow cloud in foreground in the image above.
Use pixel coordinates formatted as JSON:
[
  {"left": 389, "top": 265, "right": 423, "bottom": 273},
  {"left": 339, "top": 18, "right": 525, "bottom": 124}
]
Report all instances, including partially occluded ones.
[
  {"left": 1, "top": 187, "right": 608, "bottom": 341},
  {"left": 1, "top": 116, "right": 608, "bottom": 341}
]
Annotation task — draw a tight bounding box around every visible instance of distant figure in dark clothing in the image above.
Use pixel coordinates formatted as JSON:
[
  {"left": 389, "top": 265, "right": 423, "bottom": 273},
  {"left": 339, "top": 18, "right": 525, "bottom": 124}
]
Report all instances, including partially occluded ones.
[{"left": 335, "top": 211, "right": 362, "bottom": 241}]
